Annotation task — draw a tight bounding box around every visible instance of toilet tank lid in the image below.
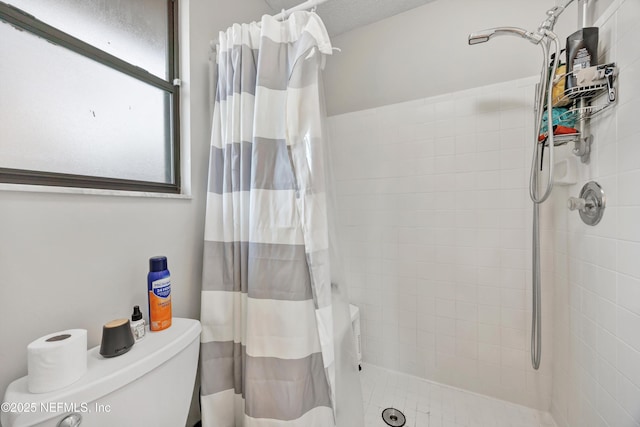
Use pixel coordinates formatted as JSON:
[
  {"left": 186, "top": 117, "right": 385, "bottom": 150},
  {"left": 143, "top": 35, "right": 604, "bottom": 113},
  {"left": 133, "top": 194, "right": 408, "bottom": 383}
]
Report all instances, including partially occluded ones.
[{"left": 1, "top": 318, "right": 201, "bottom": 427}]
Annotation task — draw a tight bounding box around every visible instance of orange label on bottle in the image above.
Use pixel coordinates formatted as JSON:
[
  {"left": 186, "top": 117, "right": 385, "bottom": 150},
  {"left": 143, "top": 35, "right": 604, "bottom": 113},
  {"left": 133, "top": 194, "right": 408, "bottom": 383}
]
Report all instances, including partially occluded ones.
[{"left": 149, "top": 277, "right": 172, "bottom": 331}]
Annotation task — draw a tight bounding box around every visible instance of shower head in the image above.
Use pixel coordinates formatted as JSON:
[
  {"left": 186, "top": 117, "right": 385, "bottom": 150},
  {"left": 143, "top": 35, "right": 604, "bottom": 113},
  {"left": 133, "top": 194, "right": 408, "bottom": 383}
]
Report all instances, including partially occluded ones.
[
  {"left": 468, "top": 27, "right": 543, "bottom": 46},
  {"left": 467, "top": 31, "right": 491, "bottom": 45}
]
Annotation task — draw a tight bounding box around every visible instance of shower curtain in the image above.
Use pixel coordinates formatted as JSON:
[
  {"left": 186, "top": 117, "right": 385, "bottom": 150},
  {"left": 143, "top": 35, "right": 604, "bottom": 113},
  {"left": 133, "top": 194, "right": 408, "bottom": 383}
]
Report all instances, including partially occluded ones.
[{"left": 200, "top": 12, "right": 360, "bottom": 427}]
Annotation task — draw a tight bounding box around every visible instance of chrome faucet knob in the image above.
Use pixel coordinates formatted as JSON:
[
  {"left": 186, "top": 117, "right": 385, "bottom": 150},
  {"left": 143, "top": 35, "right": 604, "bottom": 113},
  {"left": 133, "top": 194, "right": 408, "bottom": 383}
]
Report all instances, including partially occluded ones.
[
  {"left": 567, "top": 197, "right": 586, "bottom": 211},
  {"left": 568, "top": 182, "right": 606, "bottom": 226}
]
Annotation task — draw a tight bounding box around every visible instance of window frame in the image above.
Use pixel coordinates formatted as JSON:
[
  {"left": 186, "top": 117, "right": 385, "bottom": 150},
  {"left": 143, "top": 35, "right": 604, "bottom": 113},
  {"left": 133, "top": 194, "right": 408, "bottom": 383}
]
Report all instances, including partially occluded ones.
[{"left": 0, "top": 0, "right": 181, "bottom": 194}]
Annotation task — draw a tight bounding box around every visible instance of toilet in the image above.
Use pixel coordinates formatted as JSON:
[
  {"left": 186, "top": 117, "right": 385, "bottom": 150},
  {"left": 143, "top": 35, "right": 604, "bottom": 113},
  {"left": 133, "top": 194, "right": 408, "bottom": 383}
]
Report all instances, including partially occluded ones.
[{"left": 2, "top": 318, "right": 201, "bottom": 427}]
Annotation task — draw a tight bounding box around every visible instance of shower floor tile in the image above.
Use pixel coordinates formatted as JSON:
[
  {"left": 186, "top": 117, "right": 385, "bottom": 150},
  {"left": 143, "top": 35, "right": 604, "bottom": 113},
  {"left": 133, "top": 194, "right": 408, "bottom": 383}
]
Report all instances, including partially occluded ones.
[{"left": 360, "top": 364, "right": 557, "bottom": 427}]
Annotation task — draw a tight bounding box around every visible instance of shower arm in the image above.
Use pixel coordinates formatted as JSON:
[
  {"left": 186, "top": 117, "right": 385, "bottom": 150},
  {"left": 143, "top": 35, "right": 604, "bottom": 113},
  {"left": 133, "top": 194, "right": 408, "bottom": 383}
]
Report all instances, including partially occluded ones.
[{"left": 539, "top": 0, "right": 575, "bottom": 31}]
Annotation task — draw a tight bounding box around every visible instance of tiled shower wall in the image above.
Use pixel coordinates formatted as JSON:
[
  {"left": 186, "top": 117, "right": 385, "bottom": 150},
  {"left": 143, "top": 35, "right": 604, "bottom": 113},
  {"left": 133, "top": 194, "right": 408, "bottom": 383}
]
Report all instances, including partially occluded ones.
[
  {"left": 327, "top": 76, "right": 556, "bottom": 410},
  {"left": 550, "top": 0, "right": 640, "bottom": 425}
]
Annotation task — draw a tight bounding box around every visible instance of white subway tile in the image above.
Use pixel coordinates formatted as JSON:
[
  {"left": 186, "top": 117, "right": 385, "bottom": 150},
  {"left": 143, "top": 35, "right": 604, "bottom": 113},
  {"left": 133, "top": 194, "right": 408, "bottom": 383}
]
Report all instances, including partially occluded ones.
[
  {"left": 477, "top": 130, "right": 501, "bottom": 152},
  {"left": 597, "top": 238, "right": 617, "bottom": 271},
  {"left": 455, "top": 302, "right": 478, "bottom": 322},
  {"left": 398, "top": 327, "right": 417, "bottom": 347},
  {"left": 618, "top": 57, "right": 640, "bottom": 107},
  {"left": 479, "top": 323, "right": 501, "bottom": 345},
  {"left": 455, "top": 284, "right": 477, "bottom": 303},
  {"left": 618, "top": 23, "right": 640, "bottom": 72},
  {"left": 500, "top": 366, "right": 526, "bottom": 391},
  {"left": 434, "top": 137, "right": 456, "bottom": 156},
  {"left": 618, "top": 170, "right": 640, "bottom": 206},
  {"left": 499, "top": 127, "right": 527, "bottom": 150},
  {"left": 435, "top": 119, "right": 455, "bottom": 139},
  {"left": 500, "top": 229, "right": 527, "bottom": 249},
  {"left": 417, "top": 330, "right": 435, "bottom": 349},
  {"left": 477, "top": 111, "right": 501, "bottom": 133},
  {"left": 598, "top": 298, "right": 618, "bottom": 335},
  {"left": 434, "top": 101, "right": 455, "bottom": 121},
  {"left": 500, "top": 308, "right": 526, "bottom": 330},
  {"left": 500, "top": 169, "right": 527, "bottom": 190},
  {"left": 598, "top": 325, "right": 619, "bottom": 367},
  {"left": 436, "top": 299, "right": 456, "bottom": 319},
  {"left": 582, "top": 289, "right": 599, "bottom": 320},
  {"left": 598, "top": 139, "right": 618, "bottom": 176},
  {"left": 455, "top": 153, "right": 476, "bottom": 174},
  {"left": 478, "top": 303, "right": 501, "bottom": 325},
  {"left": 454, "top": 96, "right": 478, "bottom": 118},
  {"left": 618, "top": 307, "right": 640, "bottom": 353},
  {"left": 499, "top": 109, "right": 526, "bottom": 130},
  {"left": 501, "top": 248, "right": 526, "bottom": 269},
  {"left": 476, "top": 151, "right": 501, "bottom": 172},
  {"left": 456, "top": 339, "right": 478, "bottom": 360},
  {"left": 500, "top": 288, "right": 526, "bottom": 310},
  {"left": 596, "top": 357, "right": 618, "bottom": 400},
  {"left": 618, "top": 207, "right": 640, "bottom": 242},
  {"left": 455, "top": 134, "right": 477, "bottom": 155},
  {"left": 499, "top": 87, "right": 526, "bottom": 110},
  {"left": 618, "top": 241, "right": 640, "bottom": 280},
  {"left": 500, "top": 189, "right": 526, "bottom": 210},
  {"left": 501, "top": 347, "right": 528, "bottom": 369},
  {"left": 499, "top": 268, "right": 527, "bottom": 289},
  {"left": 617, "top": 373, "right": 640, "bottom": 424},
  {"left": 501, "top": 326, "right": 526, "bottom": 351},
  {"left": 617, "top": 132, "right": 640, "bottom": 174},
  {"left": 618, "top": 339, "right": 640, "bottom": 390},
  {"left": 617, "top": 98, "right": 640, "bottom": 143},
  {"left": 618, "top": 273, "right": 640, "bottom": 317},
  {"left": 477, "top": 266, "right": 500, "bottom": 285},
  {"left": 437, "top": 335, "right": 456, "bottom": 355},
  {"left": 479, "top": 343, "right": 501, "bottom": 363},
  {"left": 500, "top": 148, "right": 525, "bottom": 171},
  {"left": 455, "top": 115, "right": 478, "bottom": 137}
]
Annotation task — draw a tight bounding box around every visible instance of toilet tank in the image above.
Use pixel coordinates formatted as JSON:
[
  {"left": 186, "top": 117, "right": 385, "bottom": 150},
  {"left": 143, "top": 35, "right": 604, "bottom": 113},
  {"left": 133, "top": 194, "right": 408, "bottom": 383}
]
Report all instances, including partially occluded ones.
[{"left": 2, "top": 318, "right": 201, "bottom": 427}]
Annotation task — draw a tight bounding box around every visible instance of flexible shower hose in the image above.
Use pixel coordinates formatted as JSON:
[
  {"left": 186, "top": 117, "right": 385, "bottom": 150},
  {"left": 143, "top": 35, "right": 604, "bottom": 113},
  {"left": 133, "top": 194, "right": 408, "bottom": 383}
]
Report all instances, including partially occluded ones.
[{"left": 529, "top": 31, "right": 561, "bottom": 370}]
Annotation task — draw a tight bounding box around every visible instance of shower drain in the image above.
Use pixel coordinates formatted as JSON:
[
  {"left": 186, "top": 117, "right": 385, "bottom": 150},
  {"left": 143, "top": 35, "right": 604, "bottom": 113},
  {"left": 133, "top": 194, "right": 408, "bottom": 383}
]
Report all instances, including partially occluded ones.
[{"left": 381, "top": 407, "right": 406, "bottom": 427}]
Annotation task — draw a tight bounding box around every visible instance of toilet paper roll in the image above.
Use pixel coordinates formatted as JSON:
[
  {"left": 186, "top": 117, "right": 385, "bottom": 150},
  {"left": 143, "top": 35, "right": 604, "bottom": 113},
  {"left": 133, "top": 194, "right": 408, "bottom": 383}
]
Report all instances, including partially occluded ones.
[{"left": 27, "top": 329, "right": 87, "bottom": 394}]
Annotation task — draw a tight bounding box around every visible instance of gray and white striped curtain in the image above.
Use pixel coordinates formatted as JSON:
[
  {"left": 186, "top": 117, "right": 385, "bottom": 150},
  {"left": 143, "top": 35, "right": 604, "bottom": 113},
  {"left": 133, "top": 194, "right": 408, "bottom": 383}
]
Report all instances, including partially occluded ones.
[{"left": 200, "top": 12, "right": 337, "bottom": 427}]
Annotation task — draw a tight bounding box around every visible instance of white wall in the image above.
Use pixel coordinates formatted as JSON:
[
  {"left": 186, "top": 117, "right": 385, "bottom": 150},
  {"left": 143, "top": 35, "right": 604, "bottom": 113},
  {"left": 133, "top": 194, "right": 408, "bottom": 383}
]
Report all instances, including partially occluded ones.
[
  {"left": 323, "top": 0, "right": 578, "bottom": 116},
  {"left": 550, "top": 1, "right": 640, "bottom": 425},
  {"left": 0, "top": 0, "right": 270, "bottom": 420},
  {"left": 327, "top": 76, "right": 556, "bottom": 410}
]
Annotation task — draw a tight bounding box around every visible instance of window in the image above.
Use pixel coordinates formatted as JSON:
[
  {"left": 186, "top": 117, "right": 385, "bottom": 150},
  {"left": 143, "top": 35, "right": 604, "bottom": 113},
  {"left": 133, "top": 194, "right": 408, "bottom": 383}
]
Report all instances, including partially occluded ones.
[{"left": 0, "top": 0, "right": 180, "bottom": 193}]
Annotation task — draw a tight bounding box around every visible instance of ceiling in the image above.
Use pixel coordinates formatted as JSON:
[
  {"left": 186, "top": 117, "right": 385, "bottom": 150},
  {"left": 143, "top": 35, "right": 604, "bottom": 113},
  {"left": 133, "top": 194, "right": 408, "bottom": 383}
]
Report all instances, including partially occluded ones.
[{"left": 263, "top": 0, "right": 438, "bottom": 36}]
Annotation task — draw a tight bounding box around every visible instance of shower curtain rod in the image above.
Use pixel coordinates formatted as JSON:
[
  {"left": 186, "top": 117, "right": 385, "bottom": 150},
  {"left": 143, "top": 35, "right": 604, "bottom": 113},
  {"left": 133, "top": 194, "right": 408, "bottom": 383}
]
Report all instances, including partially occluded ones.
[
  {"left": 210, "top": 0, "right": 329, "bottom": 50},
  {"left": 272, "top": 0, "right": 329, "bottom": 20}
]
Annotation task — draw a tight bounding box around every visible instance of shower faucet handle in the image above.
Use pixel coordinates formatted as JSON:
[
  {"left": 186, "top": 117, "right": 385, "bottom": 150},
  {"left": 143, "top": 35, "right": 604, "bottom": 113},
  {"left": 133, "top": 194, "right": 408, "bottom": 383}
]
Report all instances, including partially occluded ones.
[
  {"left": 567, "top": 196, "right": 588, "bottom": 211},
  {"left": 568, "top": 181, "right": 606, "bottom": 226}
]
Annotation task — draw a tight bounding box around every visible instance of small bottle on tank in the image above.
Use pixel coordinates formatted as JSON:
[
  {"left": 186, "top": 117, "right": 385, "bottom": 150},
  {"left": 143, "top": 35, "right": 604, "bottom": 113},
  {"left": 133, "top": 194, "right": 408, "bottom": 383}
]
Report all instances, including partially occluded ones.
[{"left": 130, "top": 305, "right": 146, "bottom": 341}]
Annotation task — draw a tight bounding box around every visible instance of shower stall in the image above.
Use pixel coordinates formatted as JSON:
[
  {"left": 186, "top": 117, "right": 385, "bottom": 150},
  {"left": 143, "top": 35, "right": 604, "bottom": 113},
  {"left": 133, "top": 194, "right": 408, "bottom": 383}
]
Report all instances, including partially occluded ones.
[{"left": 323, "top": 0, "right": 638, "bottom": 425}]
